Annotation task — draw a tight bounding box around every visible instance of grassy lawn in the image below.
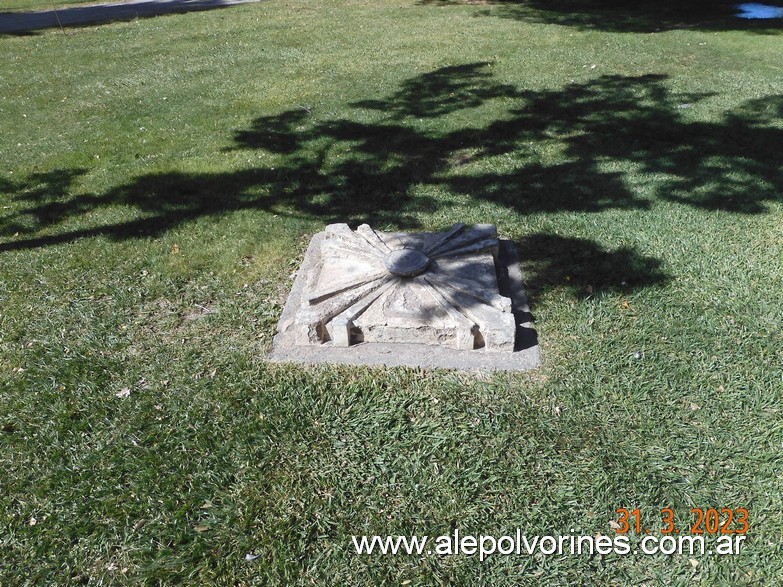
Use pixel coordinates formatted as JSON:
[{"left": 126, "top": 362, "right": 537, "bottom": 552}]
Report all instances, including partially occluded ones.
[
  {"left": 1, "top": 0, "right": 782, "bottom": 584},
  {"left": 2, "top": 0, "right": 101, "bottom": 11}
]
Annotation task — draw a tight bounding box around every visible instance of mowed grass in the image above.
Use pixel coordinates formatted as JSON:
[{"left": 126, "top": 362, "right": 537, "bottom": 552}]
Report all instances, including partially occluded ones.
[
  {"left": 2, "top": 0, "right": 101, "bottom": 11},
  {"left": 1, "top": 0, "right": 782, "bottom": 584}
]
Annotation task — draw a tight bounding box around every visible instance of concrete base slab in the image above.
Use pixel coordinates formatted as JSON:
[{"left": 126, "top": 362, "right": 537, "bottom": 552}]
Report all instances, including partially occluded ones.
[{"left": 270, "top": 226, "right": 540, "bottom": 372}]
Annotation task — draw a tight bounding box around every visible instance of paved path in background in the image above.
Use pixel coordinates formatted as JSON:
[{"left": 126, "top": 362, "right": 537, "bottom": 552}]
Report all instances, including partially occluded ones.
[{"left": 0, "top": 0, "right": 261, "bottom": 34}]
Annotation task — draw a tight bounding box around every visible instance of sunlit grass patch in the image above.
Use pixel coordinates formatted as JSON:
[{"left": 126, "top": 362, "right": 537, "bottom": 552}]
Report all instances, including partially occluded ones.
[{"left": 1, "top": 0, "right": 782, "bottom": 583}]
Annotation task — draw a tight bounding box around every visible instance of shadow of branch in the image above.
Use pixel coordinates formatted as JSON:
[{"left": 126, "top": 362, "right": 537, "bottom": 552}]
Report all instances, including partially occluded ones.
[
  {"left": 419, "top": 0, "right": 783, "bottom": 34},
  {"left": 518, "top": 233, "right": 668, "bottom": 302},
  {"left": 2, "top": 65, "right": 780, "bottom": 287}
]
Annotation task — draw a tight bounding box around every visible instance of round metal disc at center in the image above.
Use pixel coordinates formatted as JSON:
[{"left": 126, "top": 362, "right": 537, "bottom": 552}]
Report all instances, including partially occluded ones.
[{"left": 384, "top": 248, "right": 430, "bottom": 277}]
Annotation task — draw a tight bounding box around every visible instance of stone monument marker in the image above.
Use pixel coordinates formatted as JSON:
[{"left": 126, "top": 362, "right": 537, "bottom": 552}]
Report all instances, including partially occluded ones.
[{"left": 271, "top": 223, "right": 540, "bottom": 371}]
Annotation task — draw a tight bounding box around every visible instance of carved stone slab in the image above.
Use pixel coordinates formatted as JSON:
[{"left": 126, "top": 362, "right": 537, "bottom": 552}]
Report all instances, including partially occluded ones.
[{"left": 271, "top": 224, "right": 540, "bottom": 371}]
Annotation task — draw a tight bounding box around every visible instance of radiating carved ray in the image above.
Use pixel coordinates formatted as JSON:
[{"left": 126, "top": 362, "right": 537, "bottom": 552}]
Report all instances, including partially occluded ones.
[
  {"left": 424, "top": 277, "right": 494, "bottom": 323},
  {"left": 424, "top": 272, "right": 511, "bottom": 312},
  {"left": 322, "top": 239, "right": 386, "bottom": 265},
  {"left": 307, "top": 269, "right": 389, "bottom": 304},
  {"left": 420, "top": 223, "right": 465, "bottom": 255},
  {"left": 427, "top": 224, "right": 497, "bottom": 257},
  {"left": 355, "top": 223, "right": 393, "bottom": 255},
  {"left": 423, "top": 276, "right": 515, "bottom": 351},
  {"left": 305, "top": 275, "right": 393, "bottom": 320},
  {"left": 413, "top": 276, "right": 476, "bottom": 350},
  {"left": 325, "top": 224, "right": 386, "bottom": 259},
  {"left": 430, "top": 238, "right": 500, "bottom": 259},
  {"left": 329, "top": 278, "right": 398, "bottom": 347}
]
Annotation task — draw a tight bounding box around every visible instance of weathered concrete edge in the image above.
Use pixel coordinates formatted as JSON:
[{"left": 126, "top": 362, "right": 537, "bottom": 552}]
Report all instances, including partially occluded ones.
[{"left": 268, "top": 231, "right": 541, "bottom": 372}]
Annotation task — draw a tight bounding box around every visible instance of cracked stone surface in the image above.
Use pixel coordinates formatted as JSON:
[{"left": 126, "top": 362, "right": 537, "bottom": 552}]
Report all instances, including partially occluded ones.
[{"left": 271, "top": 223, "right": 540, "bottom": 371}]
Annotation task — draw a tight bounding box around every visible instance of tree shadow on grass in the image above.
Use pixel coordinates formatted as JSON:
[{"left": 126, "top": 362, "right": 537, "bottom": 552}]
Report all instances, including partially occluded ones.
[
  {"left": 0, "top": 0, "right": 258, "bottom": 36},
  {"left": 420, "top": 0, "right": 783, "bottom": 34},
  {"left": 0, "top": 168, "right": 93, "bottom": 236},
  {"left": 519, "top": 234, "right": 668, "bottom": 302},
  {"left": 2, "top": 63, "right": 782, "bottom": 298}
]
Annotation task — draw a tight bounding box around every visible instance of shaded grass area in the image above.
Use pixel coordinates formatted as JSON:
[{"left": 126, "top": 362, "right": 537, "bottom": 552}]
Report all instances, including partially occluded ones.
[
  {"left": 4, "top": 68, "right": 782, "bottom": 246},
  {"left": 0, "top": 0, "right": 257, "bottom": 37},
  {"left": 2, "top": 0, "right": 102, "bottom": 11},
  {"left": 1, "top": 0, "right": 783, "bottom": 584},
  {"left": 421, "top": 0, "right": 783, "bottom": 33}
]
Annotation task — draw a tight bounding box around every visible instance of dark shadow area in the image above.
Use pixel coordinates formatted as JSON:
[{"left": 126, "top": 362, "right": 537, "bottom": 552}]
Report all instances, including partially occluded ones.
[
  {"left": 2, "top": 64, "right": 781, "bottom": 302},
  {"left": 497, "top": 239, "right": 539, "bottom": 352},
  {"left": 518, "top": 233, "right": 668, "bottom": 301},
  {"left": 353, "top": 62, "right": 520, "bottom": 120},
  {"left": 0, "top": 169, "right": 91, "bottom": 235},
  {"left": 419, "top": 0, "right": 783, "bottom": 33},
  {"left": 0, "top": 0, "right": 259, "bottom": 35}
]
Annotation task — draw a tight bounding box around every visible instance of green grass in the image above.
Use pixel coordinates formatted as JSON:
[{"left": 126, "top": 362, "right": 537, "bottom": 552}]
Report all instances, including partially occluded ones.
[
  {"left": 2, "top": 0, "right": 100, "bottom": 11},
  {"left": 1, "top": 0, "right": 782, "bottom": 584}
]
